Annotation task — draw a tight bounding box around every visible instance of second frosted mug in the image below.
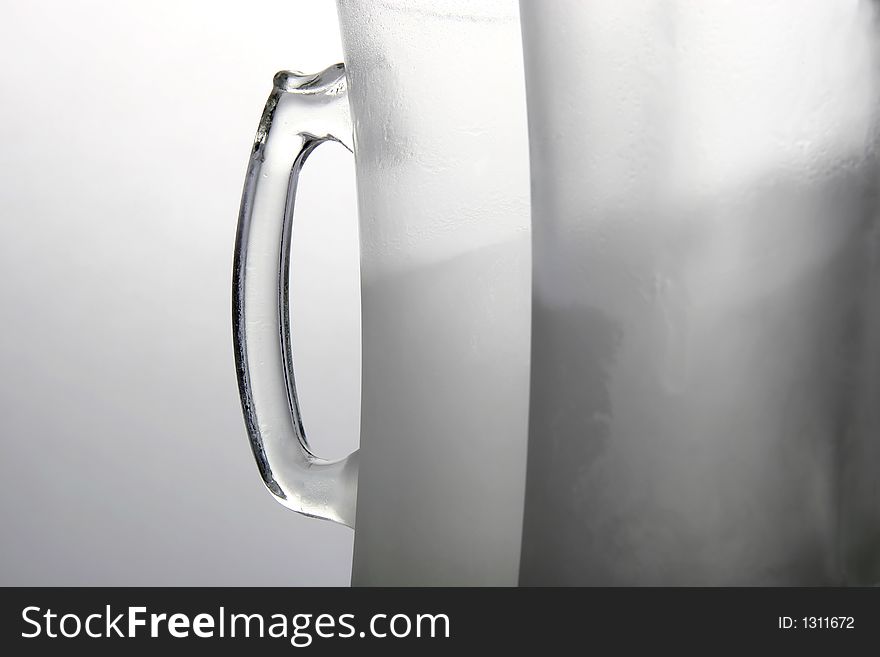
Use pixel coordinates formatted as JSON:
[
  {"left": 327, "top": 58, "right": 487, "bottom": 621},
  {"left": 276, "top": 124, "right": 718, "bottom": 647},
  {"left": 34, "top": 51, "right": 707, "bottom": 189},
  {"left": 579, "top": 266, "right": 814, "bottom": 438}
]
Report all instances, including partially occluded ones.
[{"left": 519, "top": 0, "right": 880, "bottom": 585}]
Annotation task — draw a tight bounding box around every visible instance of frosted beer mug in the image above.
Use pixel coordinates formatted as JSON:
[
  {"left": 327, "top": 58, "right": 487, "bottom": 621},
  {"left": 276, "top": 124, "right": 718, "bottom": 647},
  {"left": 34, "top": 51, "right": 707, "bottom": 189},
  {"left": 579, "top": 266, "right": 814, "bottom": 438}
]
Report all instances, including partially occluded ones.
[
  {"left": 233, "top": 1, "right": 531, "bottom": 585},
  {"left": 519, "top": 0, "right": 880, "bottom": 584}
]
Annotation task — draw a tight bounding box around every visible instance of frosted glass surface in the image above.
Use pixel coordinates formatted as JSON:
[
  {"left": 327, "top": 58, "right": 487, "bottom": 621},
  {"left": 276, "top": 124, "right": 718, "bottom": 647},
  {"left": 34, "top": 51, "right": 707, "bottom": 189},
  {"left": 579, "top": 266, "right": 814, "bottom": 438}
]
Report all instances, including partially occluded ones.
[{"left": 339, "top": 0, "right": 532, "bottom": 585}]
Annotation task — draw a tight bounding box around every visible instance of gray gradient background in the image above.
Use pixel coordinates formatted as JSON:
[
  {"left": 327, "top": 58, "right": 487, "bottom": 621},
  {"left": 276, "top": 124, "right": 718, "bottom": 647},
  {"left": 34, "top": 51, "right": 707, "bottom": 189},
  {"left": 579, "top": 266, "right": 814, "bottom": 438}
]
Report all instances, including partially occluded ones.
[{"left": 0, "top": 1, "right": 360, "bottom": 584}]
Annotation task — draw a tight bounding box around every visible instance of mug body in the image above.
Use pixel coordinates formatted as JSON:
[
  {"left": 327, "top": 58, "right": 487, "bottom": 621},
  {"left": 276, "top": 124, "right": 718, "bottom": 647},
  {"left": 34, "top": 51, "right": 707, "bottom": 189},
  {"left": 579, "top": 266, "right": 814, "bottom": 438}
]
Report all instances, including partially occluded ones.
[
  {"left": 338, "top": 0, "right": 532, "bottom": 585},
  {"left": 519, "top": 0, "right": 880, "bottom": 585}
]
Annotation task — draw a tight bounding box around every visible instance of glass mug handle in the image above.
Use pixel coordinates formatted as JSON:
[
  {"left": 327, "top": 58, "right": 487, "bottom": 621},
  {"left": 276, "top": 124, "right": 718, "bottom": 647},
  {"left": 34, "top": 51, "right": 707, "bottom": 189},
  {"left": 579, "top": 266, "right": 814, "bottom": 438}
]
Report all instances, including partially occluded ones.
[{"left": 232, "top": 64, "right": 358, "bottom": 527}]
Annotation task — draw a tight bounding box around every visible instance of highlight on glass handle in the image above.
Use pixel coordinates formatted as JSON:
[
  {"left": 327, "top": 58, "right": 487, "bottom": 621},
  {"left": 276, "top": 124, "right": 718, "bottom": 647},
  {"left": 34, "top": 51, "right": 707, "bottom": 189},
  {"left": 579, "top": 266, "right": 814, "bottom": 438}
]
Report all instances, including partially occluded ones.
[{"left": 233, "top": 64, "right": 358, "bottom": 527}]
